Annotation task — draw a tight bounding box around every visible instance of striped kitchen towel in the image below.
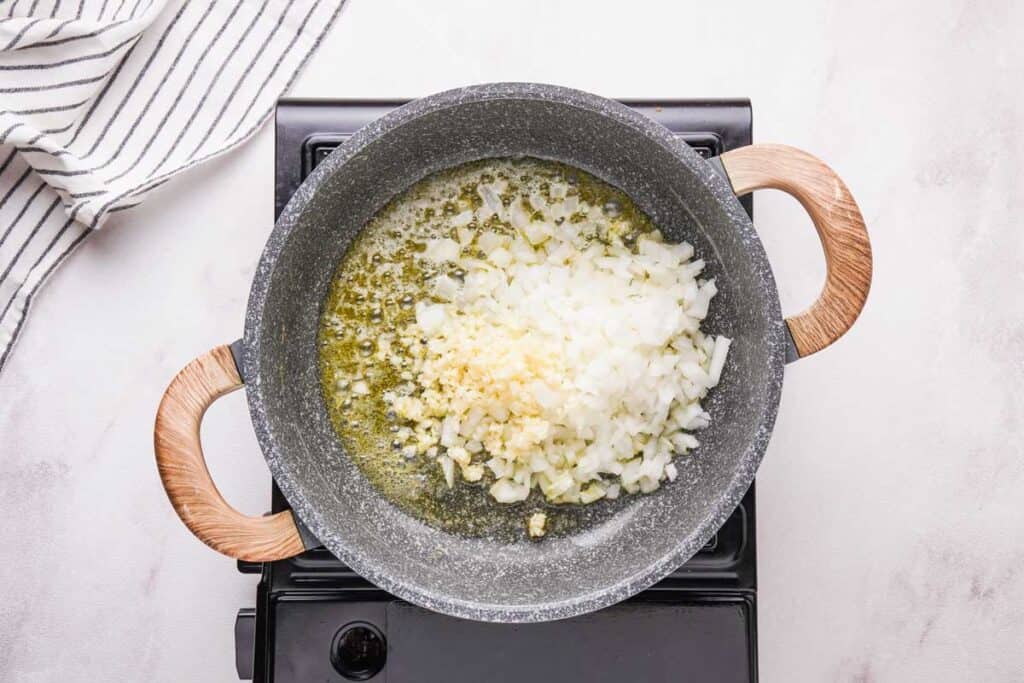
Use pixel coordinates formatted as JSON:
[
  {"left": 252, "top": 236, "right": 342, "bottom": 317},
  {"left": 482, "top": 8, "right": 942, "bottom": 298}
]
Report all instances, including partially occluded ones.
[{"left": 0, "top": 0, "right": 345, "bottom": 372}]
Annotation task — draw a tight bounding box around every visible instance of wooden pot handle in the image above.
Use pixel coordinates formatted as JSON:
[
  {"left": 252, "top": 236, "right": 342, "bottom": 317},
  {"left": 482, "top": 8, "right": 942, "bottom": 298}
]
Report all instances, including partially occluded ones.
[
  {"left": 154, "top": 344, "right": 305, "bottom": 562},
  {"left": 719, "top": 144, "right": 872, "bottom": 358}
]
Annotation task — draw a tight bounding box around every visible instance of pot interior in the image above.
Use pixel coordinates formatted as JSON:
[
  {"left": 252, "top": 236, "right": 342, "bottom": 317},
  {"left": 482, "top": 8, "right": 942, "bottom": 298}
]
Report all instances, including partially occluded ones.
[{"left": 246, "top": 85, "right": 783, "bottom": 621}]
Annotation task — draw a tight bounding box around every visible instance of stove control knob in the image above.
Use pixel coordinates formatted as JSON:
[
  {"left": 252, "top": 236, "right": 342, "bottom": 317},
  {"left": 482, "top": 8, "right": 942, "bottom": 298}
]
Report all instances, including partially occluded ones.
[{"left": 330, "top": 622, "right": 387, "bottom": 680}]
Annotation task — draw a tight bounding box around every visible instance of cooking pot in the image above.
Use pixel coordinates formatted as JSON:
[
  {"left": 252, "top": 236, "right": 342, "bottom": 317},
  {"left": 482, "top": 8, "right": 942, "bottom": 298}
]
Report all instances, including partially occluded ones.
[{"left": 154, "top": 83, "right": 871, "bottom": 622}]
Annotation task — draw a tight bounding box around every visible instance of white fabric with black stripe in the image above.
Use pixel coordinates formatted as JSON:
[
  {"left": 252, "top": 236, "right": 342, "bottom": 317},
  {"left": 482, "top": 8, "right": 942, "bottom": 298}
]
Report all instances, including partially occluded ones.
[{"left": 0, "top": 0, "right": 344, "bottom": 371}]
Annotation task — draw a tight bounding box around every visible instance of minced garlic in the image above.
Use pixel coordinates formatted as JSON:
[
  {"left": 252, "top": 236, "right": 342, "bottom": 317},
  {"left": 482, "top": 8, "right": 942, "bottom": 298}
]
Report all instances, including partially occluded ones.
[{"left": 528, "top": 512, "right": 547, "bottom": 538}]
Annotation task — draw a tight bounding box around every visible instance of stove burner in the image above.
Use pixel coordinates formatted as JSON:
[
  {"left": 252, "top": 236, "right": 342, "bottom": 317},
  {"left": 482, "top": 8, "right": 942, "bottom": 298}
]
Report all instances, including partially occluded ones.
[{"left": 235, "top": 97, "right": 758, "bottom": 683}]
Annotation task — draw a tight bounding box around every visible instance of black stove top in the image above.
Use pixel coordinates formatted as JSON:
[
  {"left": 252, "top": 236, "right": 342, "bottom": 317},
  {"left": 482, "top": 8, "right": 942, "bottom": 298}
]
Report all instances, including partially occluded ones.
[{"left": 234, "top": 98, "right": 757, "bottom": 683}]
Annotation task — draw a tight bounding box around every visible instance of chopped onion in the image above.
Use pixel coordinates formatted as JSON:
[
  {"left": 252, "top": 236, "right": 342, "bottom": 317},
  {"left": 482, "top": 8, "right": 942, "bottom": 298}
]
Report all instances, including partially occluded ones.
[
  {"left": 423, "top": 237, "right": 460, "bottom": 263},
  {"left": 708, "top": 336, "right": 732, "bottom": 387},
  {"left": 439, "top": 456, "right": 455, "bottom": 488},
  {"left": 451, "top": 210, "right": 474, "bottom": 227},
  {"left": 490, "top": 479, "right": 530, "bottom": 503},
  {"left": 391, "top": 172, "right": 730, "bottom": 505}
]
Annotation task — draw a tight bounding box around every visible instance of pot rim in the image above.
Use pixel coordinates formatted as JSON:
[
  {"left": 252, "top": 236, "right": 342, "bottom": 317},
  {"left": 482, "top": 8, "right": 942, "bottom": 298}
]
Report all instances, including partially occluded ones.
[{"left": 242, "top": 82, "right": 785, "bottom": 622}]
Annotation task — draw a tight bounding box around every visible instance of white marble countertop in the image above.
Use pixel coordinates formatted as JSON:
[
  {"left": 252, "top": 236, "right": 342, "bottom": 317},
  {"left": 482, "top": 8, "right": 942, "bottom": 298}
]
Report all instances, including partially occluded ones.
[{"left": 2, "top": 1, "right": 1023, "bottom": 681}]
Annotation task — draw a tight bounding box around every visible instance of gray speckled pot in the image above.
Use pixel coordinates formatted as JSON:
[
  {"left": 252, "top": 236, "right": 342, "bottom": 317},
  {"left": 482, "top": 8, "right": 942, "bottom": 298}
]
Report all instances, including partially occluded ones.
[{"left": 242, "top": 83, "right": 785, "bottom": 623}]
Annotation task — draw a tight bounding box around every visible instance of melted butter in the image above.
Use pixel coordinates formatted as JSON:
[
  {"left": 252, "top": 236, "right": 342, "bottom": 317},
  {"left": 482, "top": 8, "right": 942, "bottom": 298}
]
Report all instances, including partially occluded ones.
[{"left": 317, "top": 158, "right": 655, "bottom": 539}]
